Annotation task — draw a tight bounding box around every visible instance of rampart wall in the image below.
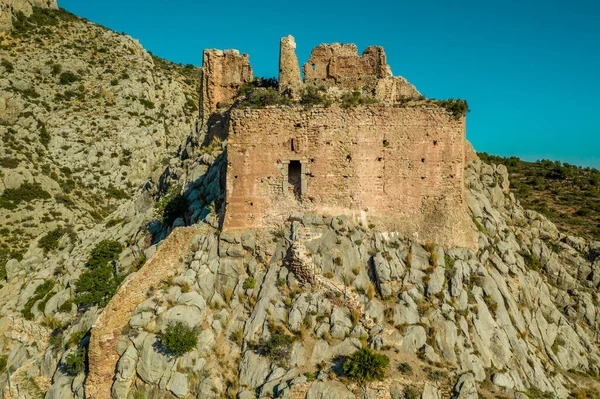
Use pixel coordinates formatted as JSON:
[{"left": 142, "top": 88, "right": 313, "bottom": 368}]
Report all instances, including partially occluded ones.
[{"left": 223, "top": 104, "right": 475, "bottom": 249}]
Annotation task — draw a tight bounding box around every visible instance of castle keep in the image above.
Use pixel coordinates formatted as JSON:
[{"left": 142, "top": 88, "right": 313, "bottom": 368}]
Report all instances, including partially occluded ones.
[{"left": 200, "top": 36, "right": 475, "bottom": 249}]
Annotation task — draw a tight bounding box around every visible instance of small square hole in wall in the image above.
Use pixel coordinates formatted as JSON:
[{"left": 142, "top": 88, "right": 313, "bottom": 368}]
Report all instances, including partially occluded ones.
[{"left": 311, "top": 64, "right": 317, "bottom": 71}]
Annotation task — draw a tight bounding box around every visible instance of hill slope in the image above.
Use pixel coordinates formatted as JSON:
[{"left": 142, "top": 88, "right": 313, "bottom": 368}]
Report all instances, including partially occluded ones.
[
  {"left": 1, "top": 6, "right": 600, "bottom": 399},
  {"left": 0, "top": 6, "right": 200, "bottom": 273},
  {"left": 479, "top": 153, "right": 600, "bottom": 241}
]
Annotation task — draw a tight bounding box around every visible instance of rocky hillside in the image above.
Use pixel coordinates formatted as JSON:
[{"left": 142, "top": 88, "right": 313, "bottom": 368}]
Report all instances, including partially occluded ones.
[
  {"left": 0, "top": 6, "right": 201, "bottom": 274},
  {"left": 478, "top": 153, "right": 600, "bottom": 242},
  {"left": 2, "top": 5, "right": 600, "bottom": 399}
]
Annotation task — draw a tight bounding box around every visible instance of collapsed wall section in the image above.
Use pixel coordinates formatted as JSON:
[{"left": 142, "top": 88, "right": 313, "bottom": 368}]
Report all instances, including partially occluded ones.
[
  {"left": 223, "top": 104, "right": 475, "bottom": 249},
  {"left": 300, "top": 42, "right": 421, "bottom": 101},
  {"left": 200, "top": 49, "right": 253, "bottom": 125}
]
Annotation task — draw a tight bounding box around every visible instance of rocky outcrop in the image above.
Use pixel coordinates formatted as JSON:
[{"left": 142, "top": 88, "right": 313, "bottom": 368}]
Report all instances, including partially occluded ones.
[{"left": 86, "top": 225, "right": 204, "bottom": 399}]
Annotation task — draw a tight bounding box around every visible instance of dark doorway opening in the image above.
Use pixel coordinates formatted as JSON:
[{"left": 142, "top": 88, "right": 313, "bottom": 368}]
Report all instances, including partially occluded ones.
[{"left": 288, "top": 160, "right": 302, "bottom": 197}]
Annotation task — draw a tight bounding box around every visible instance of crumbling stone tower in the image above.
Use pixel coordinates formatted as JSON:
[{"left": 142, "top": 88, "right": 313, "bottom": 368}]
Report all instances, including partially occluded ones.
[
  {"left": 199, "top": 36, "right": 476, "bottom": 249},
  {"left": 199, "top": 49, "right": 253, "bottom": 125}
]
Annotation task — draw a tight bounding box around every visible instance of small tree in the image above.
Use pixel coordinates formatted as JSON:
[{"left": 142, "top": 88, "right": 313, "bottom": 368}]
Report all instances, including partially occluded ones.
[
  {"left": 64, "top": 347, "right": 86, "bottom": 375},
  {"left": 343, "top": 347, "right": 389, "bottom": 383},
  {"left": 160, "top": 322, "right": 197, "bottom": 356}
]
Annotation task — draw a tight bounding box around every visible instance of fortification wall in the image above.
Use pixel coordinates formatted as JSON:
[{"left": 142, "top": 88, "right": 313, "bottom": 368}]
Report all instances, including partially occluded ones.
[{"left": 223, "top": 104, "right": 475, "bottom": 249}]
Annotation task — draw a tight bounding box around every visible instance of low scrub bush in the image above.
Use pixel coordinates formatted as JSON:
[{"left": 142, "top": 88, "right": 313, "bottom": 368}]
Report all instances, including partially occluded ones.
[
  {"left": 22, "top": 279, "right": 55, "bottom": 320},
  {"left": 242, "top": 87, "right": 291, "bottom": 108},
  {"left": 74, "top": 240, "right": 123, "bottom": 308},
  {"left": 299, "top": 85, "right": 331, "bottom": 107},
  {"left": 432, "top": 99, "right": 470, "bottom": 119},
  {"left": 256, "top": 328, "right": 295, "bottom": 366},
  {"left": 64, "top": 347, "right": 86, "bottom": 375},
  {"left": 160, "top": 322, "right": 197, "bottom": 356},
  {"left": 38, "top": 227, "right": 67, "bottom": 253},
  {"left": 59, "top": 71, "right": 80, "bottom": 85},
  {"left": 340, "top": 91, "right": 378, "bottom": 108},
  {"left": 0, "top": 182, "right": 51, "bottom": 210},
  {"left": 343, "top": 347, "right": 389, "bottom": 383}
]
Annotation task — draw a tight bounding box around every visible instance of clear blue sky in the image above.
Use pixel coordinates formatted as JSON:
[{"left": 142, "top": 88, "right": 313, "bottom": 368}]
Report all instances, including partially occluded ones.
[{"left": 60, "top": 0, "right": 600, "bottom": 169}]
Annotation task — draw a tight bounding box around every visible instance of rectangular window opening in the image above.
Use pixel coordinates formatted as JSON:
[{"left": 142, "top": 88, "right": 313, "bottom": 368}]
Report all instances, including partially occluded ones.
[{"left": 288, "top": 160, "right": 302, "bottom": 197}]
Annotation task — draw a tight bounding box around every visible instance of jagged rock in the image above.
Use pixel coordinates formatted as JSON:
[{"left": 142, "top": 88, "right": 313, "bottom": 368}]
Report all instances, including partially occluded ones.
[
  {"left": 238, "top": 351, "right": 270, "bottom": 389},
  {"left": 422, "top": 382, "right": 442, "bottom": 399},
  {"left": 452, "top": 373, "right": 477, "bottom": 399},
  {"left": 166, "top": 372, "right": 189, "bottom": 398},
  {"left": 306, "top": 381, "right": 354, "bottom": 399}
]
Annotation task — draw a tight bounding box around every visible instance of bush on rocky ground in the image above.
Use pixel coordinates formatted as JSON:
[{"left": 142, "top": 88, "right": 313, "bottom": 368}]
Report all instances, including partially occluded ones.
[
  {"left": 159, "top": 322, "right": 197, "bottom": 356},
  {"left": 343, "top": 347, "right": 390, "bottom": 383}
]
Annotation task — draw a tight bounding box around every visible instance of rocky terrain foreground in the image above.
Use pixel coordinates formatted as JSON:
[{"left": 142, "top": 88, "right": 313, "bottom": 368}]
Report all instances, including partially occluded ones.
[{"left": 2, "top": 4, "right": 600, "bottom": 399}]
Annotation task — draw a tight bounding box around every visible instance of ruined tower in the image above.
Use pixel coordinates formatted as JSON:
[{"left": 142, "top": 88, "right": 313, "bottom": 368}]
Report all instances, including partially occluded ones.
[
  {"left": 278, "top": 35, "right": 303, "bottom": 97},
  {"left": 199, "top": 49, "right": 253, "bottom": 125}
]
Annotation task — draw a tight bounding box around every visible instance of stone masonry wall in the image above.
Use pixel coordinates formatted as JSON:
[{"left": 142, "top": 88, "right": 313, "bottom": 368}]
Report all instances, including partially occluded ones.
[
  {"left": 299, "top": 41, "right": 421, "bottom": 101},
  {"left": 223, "top": 104, "right": 476, "bottom": 249},
  {"left": 200, "top": 49, "right": 252, "bottom": 125}
]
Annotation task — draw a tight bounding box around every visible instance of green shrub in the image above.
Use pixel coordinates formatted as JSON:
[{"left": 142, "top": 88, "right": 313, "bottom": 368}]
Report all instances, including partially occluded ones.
[
  {"left": 340, "top": 91, "right": 378, "bottom": 108},
  {"left": 397, "top": 362, "right": 413, "bottom": 375},
  {"left": 162, "top": 194, "right": 188, "bottom": 225},
  {"left": 256, "top": 329, "right": 295, "bottom": 365},
  {"left": 0, "top": 157, "right": 19, "bottom": 168},
  {"left": 242, "top": 87, "right": 291, "bottom": 108},
  {"left": 432, "top": 99, "right": 470, "bottom": 119},
  {"left": 64, "top": 347, "right": 86, "bottom": 375},
  {"left": 237, "top": 77, "right": 278, "bottom": 97},
  {"left": 0, "top": 182, "right": 51, "bottom": 210},
  {"left": 139, "top": 98, "right": 155, "bottom": 109},
  {"left": 39, "top": 121, "right": 50, "bottom": 147},
  {"left": 1, "top": 59, "right": 14, "bottom": 73},
  {"left": 299, "top": 85, "right": 331, "bottom": 107},
  {"left": 0, "top": 355, "right": 7, "bottom": 373},
  {"left": 67, "top": 330, "right": 88, "bottom": 348},
  {"left": 107, "top": 186, "right": 129, "bottom": 200},
  {"left": 519, "top": 251, "right": 542, "bottom": 271},
  {"left": 58, "top": 299, "right": 73, "bottom": 313},
  {"left": 160, "top": 322, "right": 197, "bottom": 356},
  {"left": 38, "top": 227, "right": 66, "bottom": 253},
  {"left": 343, "top": 347, "right": 389, "bottom": 383},
  {"left": 74, "top": 240, "right": 123, "bottom": 308},
  {"left": 243, "top": 277, "right": 256, "bottom": 290},
  {"left": 59, "top": 71, "right": 80, "bottom": 85},
  {"left": 12, "top": 7, "right": 78, "bottom": 34},
  {"left": 404, "top": 387, "right": 419, "bottom": 399},
  {"left": 22, "top": 279, "right": 55, "bottom": 320}
]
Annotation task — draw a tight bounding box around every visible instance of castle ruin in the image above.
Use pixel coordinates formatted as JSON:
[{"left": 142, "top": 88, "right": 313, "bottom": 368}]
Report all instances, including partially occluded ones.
[{"left": 200, "top": 36, "right": 476, "bottom": 249}]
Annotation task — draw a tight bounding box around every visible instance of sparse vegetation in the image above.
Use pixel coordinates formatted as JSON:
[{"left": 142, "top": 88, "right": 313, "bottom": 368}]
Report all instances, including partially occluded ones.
[
  {"left": 59, "top": 71, "right": 81, "bottom": 85},
  {"left": 243, "top": 277, "right": 256, "bottom": 290},
  {"left": 256, "top": 328, "right": 295, "bottom": 366},
  {"left": 340, "top": 90, "right": 378, "bottom": 108},
  {"left": 64, "top": 347, "right": 86, "bottom": 375},
  {"left": 0, "top": 182, "right": 51, "bottom": 210},
  {"left": 432, "top": 99, "right": 470, "bottom": 119},
  {"left": 22, "top": 279, "right": 55, "bottom": 320},
  {"left": 241, "top": 87, "right": 291, "bottom": 108},
  {"left": 479, "top": 153, "right": 600, "bottom": 241},
  {"left": 299, "top": 85, "right": 331, "bottom": 107}
]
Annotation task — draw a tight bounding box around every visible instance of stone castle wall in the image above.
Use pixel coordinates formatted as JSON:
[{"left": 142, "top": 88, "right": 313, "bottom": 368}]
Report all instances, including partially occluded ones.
[{"left": 223, "top": 104, "right": 475, "bottom": 249}]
